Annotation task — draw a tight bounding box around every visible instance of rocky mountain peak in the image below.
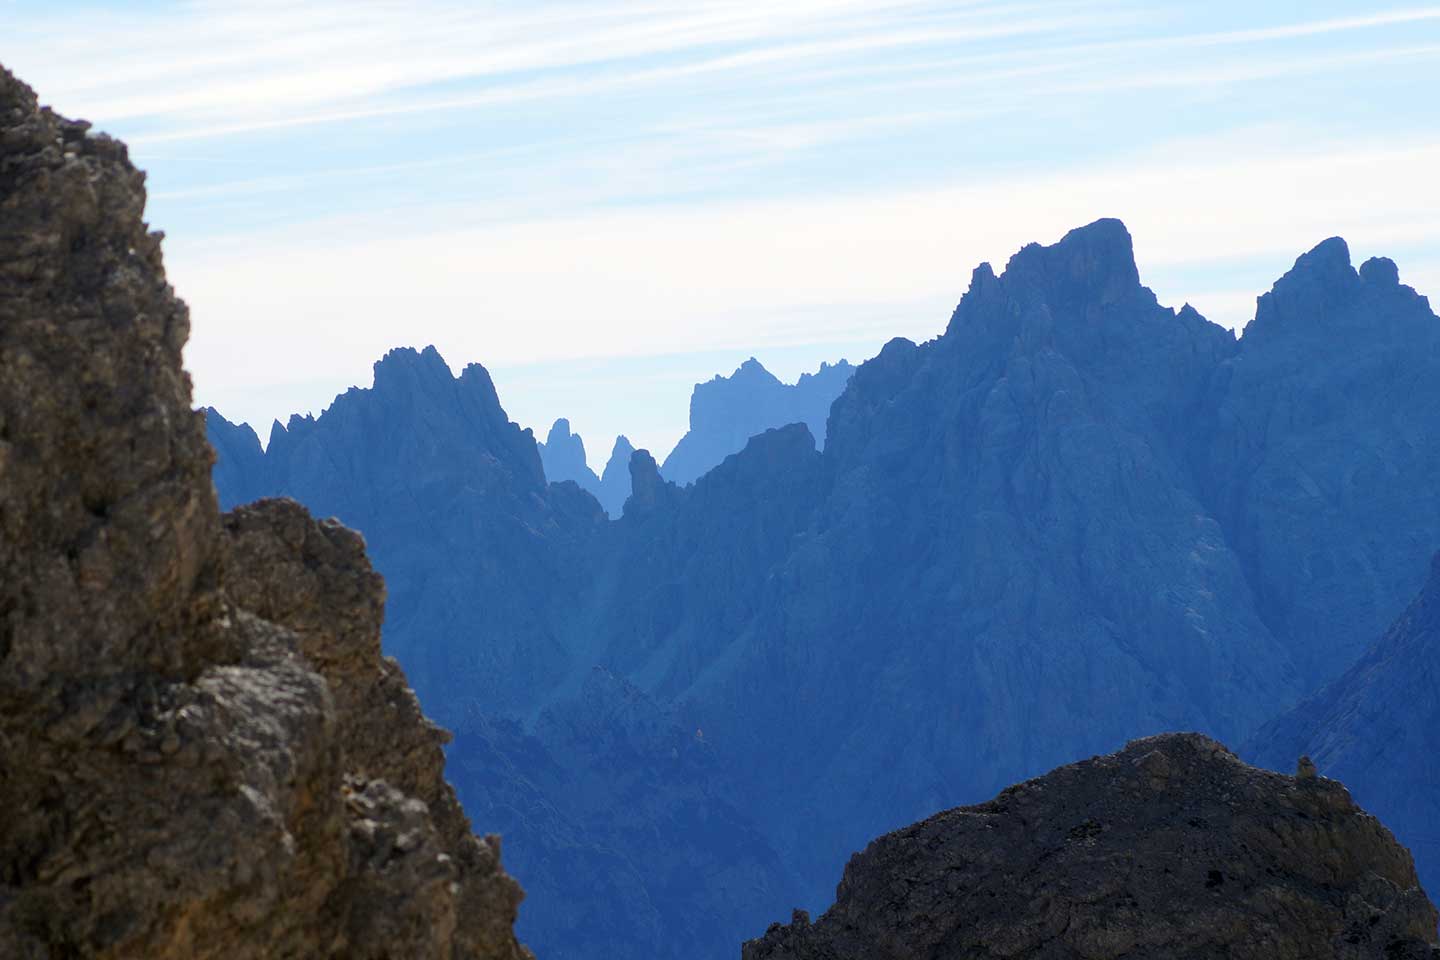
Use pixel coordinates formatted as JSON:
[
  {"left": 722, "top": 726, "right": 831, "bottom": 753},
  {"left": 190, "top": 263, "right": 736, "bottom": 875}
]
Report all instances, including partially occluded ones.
[
  {"left": 538, "top": 417, "right": 598, "bottom": 492},
  {"left": 731, "top": 357, "right": 780, "bottom": 383},
  {"left": 662, "top": 356, "right": 854, "bottom": 486},
  {"left": 745, "top": 733, "right": 1440, "bottom": 960},
  {"left": 1361, "top": 255, "right": 1402, "bottom": 287},
  {"left": 372, "top": 343, "right": 452, "bottom": 393},
  {"left": 1002, "top": 216, "right": 1144, "bottom": 307},
  {"left": 546, "top": 417, "right": 576, "bottom": 445}
]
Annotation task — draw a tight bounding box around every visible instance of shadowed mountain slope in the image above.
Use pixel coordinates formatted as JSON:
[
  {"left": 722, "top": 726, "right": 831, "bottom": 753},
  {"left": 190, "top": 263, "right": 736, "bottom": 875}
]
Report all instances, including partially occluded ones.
[
  {"left": 1249, "top": 553, "right": 1440, "bottom": 900},
  {"left": 207, "top": 219, "right": 1440, "bottom": 958},
  {"left": 205, "top": 346, "right": 607, "bottom": 719},
  {"left": 596, "top": 434, "right": 636, "bottom": 517}
]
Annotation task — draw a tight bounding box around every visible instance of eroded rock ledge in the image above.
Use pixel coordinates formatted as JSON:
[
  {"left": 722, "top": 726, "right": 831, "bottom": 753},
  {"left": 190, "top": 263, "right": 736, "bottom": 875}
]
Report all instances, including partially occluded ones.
[
  {"left": 744, "top": 734, "right": 1439, "bottom": 960},
  {"left": 0, "top": 64, "right": 529, "bottom": 959}
]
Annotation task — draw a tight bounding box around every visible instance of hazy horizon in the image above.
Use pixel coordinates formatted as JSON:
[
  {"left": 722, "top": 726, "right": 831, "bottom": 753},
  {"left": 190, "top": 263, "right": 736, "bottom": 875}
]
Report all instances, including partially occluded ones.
[{"left": 9, "top": 0, "right": 1440, "bottom": 461}]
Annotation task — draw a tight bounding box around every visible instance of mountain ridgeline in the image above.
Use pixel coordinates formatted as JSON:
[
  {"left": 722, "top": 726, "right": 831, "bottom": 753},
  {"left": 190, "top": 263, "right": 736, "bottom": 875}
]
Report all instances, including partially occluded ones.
[
  {"left": 660, "top": 356, "right": 855, "bottom": 486},
  {"left": 207, "top": 219, "right": 1440, "bottom": 958},
  {"left": 531, "top": 356, "right": 855, "bottom": 516}
]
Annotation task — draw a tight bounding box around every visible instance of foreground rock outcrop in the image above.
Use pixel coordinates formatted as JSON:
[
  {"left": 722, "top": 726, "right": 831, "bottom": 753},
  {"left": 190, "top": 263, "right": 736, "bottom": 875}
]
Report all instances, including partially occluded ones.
[
  {"left": 744, "top": 734, "right": 1440, "bottom": 960},
  {"left": 1250, "top": 552, "right": 1440, "bottom": 900},
  {"left": 0, "top": 65, "right": 529, "bottom": 958}
]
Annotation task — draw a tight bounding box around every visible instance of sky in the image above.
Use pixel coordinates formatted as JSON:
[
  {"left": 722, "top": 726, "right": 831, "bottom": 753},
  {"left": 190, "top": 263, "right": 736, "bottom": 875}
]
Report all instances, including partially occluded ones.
[{"left": 5, "top": 1, "right": 1440, "bottom": 463}]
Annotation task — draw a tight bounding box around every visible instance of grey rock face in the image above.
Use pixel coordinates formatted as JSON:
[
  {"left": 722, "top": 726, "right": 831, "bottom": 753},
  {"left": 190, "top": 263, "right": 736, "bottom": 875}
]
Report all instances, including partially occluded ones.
[
  {"left": 0, "top": 64, "right": 528, "bottom": 959},
  {"left": 660, "top": 357, "right": 854, "bottom": 486},
  {"left": 744, "top": 734, "right": 1440, "bottom": 960},
  {"left": 1248, "top": 553, "right": 1440, "bottom": 901},
  {"left": 449, "top": 667, "right": 797, "bottom": 960}
]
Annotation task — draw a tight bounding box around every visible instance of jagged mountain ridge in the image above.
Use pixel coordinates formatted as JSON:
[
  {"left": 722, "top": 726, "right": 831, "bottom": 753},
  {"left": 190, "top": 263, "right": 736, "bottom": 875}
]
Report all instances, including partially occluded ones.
[
  {"left": 207, "top": 220, "right": 1440, "bottom": 957},
  {"left": 660, "top": 356, "right": 854, "bottom": 487},
  {"left": 537, "top": 418, "right": 601, "bottom": 497},
  {"left": 596, "top": 434, "right": 636, "bottom": 517},
  {"left": 205, "top": 344, "right": 608, "bottom": 720},
  {"left": 1248, "top": 552, "right": 1440, "bottom": 899}
]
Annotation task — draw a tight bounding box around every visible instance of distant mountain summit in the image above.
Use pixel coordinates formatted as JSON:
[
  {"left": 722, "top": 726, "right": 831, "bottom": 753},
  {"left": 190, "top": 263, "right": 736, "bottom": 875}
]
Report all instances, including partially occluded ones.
[
  {"left": 660, "top": 357, "right": 854, "bottom": 486},
  {"left": 204, "top": 344, "right": 605, "bottom": 716},
  {"left": 205, "top": 219, "right": 1440, "bottom": 959},
  {"left": 597, "top": 434, "right": 637, "bottom": 517},
  {"left": 537, "top": 417, "right": 601, "bottom": 494}
]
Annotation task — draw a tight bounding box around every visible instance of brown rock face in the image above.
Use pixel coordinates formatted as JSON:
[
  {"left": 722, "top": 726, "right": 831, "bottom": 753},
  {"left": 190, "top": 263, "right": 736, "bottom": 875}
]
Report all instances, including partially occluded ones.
[
  {"left": 0, "top": 64, "right": 529, "bottom": 959},
  {"left": 744, "top": 734, "right": 1440, "bottom": 960}
]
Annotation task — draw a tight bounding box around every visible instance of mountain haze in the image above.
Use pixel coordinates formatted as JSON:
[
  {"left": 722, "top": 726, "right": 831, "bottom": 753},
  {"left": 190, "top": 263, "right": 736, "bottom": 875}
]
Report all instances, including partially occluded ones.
[
  {"left": 661, "top": 357, "right": 854, "bottom": 487},
  {"left": 537, "top": 418, "right": 601, "bottom": 496},
  {"left": 207, "top": 219, "right": 1440, "bottom": 958}
]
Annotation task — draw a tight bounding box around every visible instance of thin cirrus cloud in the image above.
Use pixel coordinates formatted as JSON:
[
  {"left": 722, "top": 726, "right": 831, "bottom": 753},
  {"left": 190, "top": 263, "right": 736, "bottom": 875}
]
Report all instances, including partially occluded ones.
[
  {"left": 6, "top": 0, "right": 1439, "bottom": 461},
  {"left": 167, "top": 130, "right": 1440, "bottom": 454}
]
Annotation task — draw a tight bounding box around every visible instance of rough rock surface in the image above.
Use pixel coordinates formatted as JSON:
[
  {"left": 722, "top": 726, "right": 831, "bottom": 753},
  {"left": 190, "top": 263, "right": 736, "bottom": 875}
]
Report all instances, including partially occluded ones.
[
  {"left": 660, "top": 357, "right": 854, "bottom": 487},
  {"left": 1250, "top": 552, "right": 1440, "bottom": 900},
  {"left": 744, "top": 734, "right": 1440, "bottom": 960},
  {"left": 0, "top": 65, "right": 529, "bottom": 959}
]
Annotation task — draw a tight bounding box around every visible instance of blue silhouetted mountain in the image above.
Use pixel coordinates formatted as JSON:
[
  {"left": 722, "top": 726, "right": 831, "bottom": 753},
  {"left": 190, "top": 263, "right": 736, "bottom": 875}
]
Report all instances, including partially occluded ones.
[
  {"left": 1247, "top": 552, "right": 1440, "bottom": 899},
  {"left": 1191, "top": 243, "right": 1440, "bottom": 682},
  {"left": 204, "top": 345, "right": 608, "bottom": 717},
  {"left": 205, "top": 348, "right": 789, "bottom": 959},
  {"left": 206, "top": 220, "right": 1440, "bottom": 959},
  {"left": 537, "top": 417, "right": 602, "bottom": 496},
  {"left": 447, "top": 667, "right": 800, "bottom": 960},
  {"left": 204, "top": 409, "right": 265, "bottom": 512},
  {"left": 597, "top": 434, "right": 636, "bottom": 517},
  {"left": 659, "top": 357, "right": 854, "bottom": 486}
]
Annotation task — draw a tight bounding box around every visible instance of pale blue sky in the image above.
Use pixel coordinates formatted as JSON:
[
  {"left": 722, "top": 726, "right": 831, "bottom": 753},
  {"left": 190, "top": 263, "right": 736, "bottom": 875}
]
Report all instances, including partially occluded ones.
[{"left": 6, "top": 1, "right": 1440, "bottom": 461}]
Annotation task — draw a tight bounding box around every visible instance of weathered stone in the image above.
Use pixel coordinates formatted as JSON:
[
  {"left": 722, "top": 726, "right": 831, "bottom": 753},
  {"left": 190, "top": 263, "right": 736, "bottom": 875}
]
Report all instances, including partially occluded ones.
[
  {"left": 743, "top": 734, "right": 1440, "bottom": 960},
  {"left": 0, "top": 63, "right": 529, "bottom": 959}
]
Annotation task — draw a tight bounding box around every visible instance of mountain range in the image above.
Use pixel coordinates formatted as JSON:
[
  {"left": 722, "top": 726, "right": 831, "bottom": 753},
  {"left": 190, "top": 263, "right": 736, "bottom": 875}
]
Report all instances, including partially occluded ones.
[
  {"left": 532, "top": 357, "right": 855, "bottom": 516},
  {"left": 207, "top": 218, "right": 1440, "bottom": 959},
  {"left": 6, "top": 58, "right": 1438, "bottom": 960}
]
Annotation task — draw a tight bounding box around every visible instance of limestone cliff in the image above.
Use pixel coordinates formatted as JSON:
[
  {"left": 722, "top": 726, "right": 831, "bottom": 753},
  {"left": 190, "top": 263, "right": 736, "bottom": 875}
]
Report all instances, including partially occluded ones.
[{"left": 0, "top": 64, "right": 529, "bottom": 959}]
